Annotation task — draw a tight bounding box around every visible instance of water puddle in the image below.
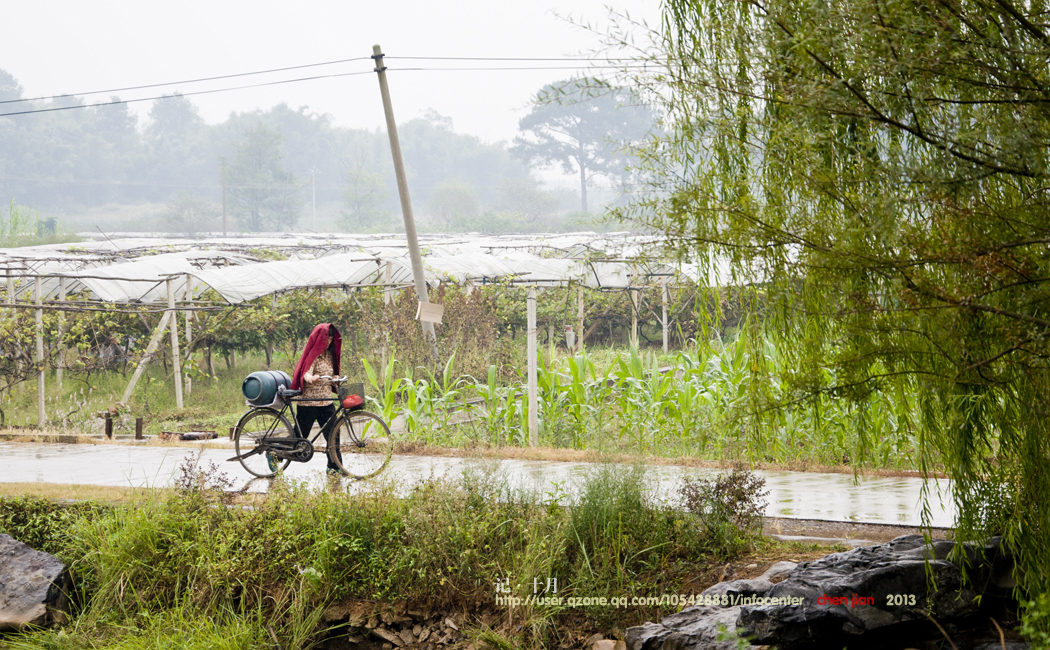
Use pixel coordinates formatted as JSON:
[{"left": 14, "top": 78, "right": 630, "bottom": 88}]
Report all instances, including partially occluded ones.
[{"left": 0, "top": 442, "right": 954, "bottom": 527}]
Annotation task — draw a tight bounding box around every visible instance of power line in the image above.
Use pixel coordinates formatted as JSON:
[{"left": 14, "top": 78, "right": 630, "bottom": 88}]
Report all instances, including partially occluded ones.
[
  {"left": 0, "top": 61, "right": 655, "bottom": 119},
  {"left": 0, "top": 70, "right": 375, "bottom": 118},
  {"left": 0, "top": 57, "right": 373, "bottom": 106},
  {"left": 2, "top": 56, "right": 647, "bottom": 108},
  {"left": 387, "top": 56, "right": 636, "bottom": 61},
  {"left": 393, "top": 65, "right": 652, "bottom": 72}
]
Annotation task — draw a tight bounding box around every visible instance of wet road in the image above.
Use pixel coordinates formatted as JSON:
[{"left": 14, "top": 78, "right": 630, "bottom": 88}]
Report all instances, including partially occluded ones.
[{"left": 0, "top": 442, "right": 955, "bottom": 527}]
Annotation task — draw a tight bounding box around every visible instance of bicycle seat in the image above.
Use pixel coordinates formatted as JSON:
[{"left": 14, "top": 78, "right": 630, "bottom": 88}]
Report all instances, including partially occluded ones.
[{"left": 278, "top": 386, "right": 302, "bottom": 398}]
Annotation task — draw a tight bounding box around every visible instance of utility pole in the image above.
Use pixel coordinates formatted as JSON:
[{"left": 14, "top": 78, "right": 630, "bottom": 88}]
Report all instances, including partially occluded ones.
[
  {"left": 372, "top": 44, "right": 438, "bottom": 361},
  {"left": 310, "top": 169, "right": 318, "bottom": 231},
  {"left": 221, "top": 158, "right": 228, "bottom": 237}
]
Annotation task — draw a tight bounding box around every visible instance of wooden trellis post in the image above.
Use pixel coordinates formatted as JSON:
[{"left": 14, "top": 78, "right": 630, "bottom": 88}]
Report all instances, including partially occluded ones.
[
  {"left": 630, "top": 289, "right": 639, "bottom": 349},
  {"left": 662, "top": 280, "right": 669, "bottom": 353},
  {"left": 184, "top": 277, "right": 193, "bottom": 396},
  {"left": 57, "top": 277, "right": 66, "bottom": 388},
  {"left": 122, "top": 311, "right": 174, "bottom": 403},
  {"left": 168, "top": 279, "right": 183, "bottom": 409},
  {"left": 265, "top": 292, "right": 276, "bottom": 368},
  {"left": 35, "top": 277, "right": 44, "bottom": 426},
  {"left": 527, "top": 287, "right": 538, "bottom": 446},
  {"left": 577, "top": 286, "right": 584, "bottom": 352}
]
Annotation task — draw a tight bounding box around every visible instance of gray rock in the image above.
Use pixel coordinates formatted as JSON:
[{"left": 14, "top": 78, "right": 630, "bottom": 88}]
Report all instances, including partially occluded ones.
[
  {"left": 701, "top": 578, "right": 773, "bottom": 600},
  {"left": 371, "top": 627, "right": 405, "bottom": 647},
  {"left": 0, "top": 534, "right": 72, "bottom": 631},
  {"left": 626, "top": 604, "right": 752, "bottom": 650},
  {"left": 628, "top": 535, "right": 1012, "bottom": 650},
  {"left": 740, "top": 535, "right": 979, "bottom": 647},
  {"left": 756, "top": 561, "right": 796, "bottom": 583}
]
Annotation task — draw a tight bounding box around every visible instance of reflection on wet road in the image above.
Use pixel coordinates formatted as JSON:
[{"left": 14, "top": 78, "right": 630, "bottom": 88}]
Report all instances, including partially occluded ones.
[{"left": 0, "top": 442, "right": 955, "bottom": 527}]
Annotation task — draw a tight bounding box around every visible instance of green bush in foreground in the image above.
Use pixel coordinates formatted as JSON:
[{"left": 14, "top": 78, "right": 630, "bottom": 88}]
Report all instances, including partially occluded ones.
[{"left": 0, "top": 462, "right": 764, "bottom": 650}]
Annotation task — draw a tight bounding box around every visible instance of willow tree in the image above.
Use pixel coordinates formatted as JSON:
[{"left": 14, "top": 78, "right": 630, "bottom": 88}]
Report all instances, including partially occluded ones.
[{"left": 621, "top": 0, "right": 1050, "bottom": 602}]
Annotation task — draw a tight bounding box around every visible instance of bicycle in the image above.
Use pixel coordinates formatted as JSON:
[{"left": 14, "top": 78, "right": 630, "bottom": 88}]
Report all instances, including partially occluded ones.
[{"left": 228, "top": 375, "right": 394, "bottom": 480}]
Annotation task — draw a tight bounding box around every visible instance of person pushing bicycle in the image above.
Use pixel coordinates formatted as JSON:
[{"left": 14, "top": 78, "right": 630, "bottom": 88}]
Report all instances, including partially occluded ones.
[
  {"left": 291, "top": 323, "right": 344, "bottom": 473},
  {"left": 232, "top": 322, "right": 390, "bottom": 480}
]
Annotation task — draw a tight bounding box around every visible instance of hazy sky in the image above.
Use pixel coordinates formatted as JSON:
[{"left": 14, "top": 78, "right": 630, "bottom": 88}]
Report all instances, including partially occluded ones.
[{"left": 2, "top": 0, "right": 660, "bottom": 146}]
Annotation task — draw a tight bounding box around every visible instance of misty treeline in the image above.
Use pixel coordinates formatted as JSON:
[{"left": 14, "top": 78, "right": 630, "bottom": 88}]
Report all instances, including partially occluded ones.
[{"left": 0, "top": 69, "right": 658, "bottom": 234}]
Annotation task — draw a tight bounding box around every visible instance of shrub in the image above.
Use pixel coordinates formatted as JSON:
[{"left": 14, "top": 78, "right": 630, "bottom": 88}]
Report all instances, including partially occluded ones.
[{"left": 679, "top": 468, "right": 768, "bottom": 557}]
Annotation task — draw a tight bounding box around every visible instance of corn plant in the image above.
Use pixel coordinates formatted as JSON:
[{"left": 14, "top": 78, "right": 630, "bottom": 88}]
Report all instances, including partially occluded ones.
[
  {"left": 470, "top": 364, "right": 520, "bottom": 445},
  {"left": 562, "top": 353, "right": 598, "bottom": 449},
  {"left": 421, "top": 353, "right": 466, "bottom": 433},
  {"left": 362, "top": 356, "right": 403, "bottom": 424}
]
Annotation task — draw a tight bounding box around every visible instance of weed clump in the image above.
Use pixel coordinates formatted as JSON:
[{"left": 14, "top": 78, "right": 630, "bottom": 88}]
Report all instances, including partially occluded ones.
[
  {"left": 679, "top": 468, "right": 768, "bottom": 557},
  {"left": 0, "top": 496, "right": 109, "bottom": 556}
]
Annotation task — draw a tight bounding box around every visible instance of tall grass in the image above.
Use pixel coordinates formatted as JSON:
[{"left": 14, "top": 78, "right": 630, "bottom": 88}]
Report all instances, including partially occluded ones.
[{"left": 0, "top": 462, "right": 765, "bottom": 650}]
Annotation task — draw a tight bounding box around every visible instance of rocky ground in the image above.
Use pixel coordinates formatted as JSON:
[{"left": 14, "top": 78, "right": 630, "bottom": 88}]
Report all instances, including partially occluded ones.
[{"left": 312, "top": 524, "right": 1021, "bottom": 650}]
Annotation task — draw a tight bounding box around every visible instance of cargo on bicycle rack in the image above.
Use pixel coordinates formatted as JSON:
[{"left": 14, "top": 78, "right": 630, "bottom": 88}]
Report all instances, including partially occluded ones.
[{"left": 241, "top": 370, "right": 292, "bottom": 408}]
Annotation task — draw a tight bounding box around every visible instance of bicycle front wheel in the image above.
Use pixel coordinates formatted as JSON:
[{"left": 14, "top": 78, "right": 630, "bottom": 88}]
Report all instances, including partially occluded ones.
[
  {"left": 234, "top": 408, "right": 294, "bottom": 478},
  {"left": 329, "top": 410, "right": 393, "bottom": 479}
]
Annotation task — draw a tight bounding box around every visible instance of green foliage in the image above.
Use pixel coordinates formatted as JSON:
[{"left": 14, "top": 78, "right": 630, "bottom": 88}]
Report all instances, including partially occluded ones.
[
  {"left": 340, "top": 162, "right": 389, "bottom": 231},
  {"left": 494, "top": 176, "right": 560, "bottom": 224},
  {"left": 428, "top": 179, "right": 480, "bottom": 230},
  {"left": 399, "top": 109, "right": 528, "bottom": 207},
  {"left": 161, "top": 192, "right": 218, "bottom": 238},
  {"left": 355, "top": 284, "right": 514, "bottom": 383},
  {"left": 618, "top": 0, "right": 1050, "bottom": 599},
  {"left": 0, "top": 497, "right": 108, "bottom": 556},
  {"left": 0, "top": 201, "right": 77, "bottom": 247},
  {"left": 679, "top": 469, "right": 768, "bottom": 558},
  {"left": 1021, "top": 592, "right": 1050, "bottom": 650},
  {"left": 513, "top": 77, "right": 659, "bottom": 211},
  {"left": 145, "top": 94, "right": 209, "bottom": 196},
  {"left": 564, "top": 463, "right": 708, "bottom": 608},
  {"left": 3, "top": 604, "right": 276, "bottom": 650},
  {"left": 226, "top": 124, "right": 300, "bottom": 232},
  {"left": 1, "top": 462, "right": 754, "bottom": 650},
  {"left": 0, "top": 202, "right": 42, "bottom": 247},
  {"left": 0, "top": 77, "right": 533, "bottom": 227}
]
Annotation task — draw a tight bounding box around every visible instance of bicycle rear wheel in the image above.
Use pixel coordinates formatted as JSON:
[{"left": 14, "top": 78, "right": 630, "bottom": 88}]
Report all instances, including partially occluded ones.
[
  {"left": 234, "top": 408, "right": 295, "bottom": 478},
  {"left": 329, "top": 410, "right": 393, "bottom": 479}
]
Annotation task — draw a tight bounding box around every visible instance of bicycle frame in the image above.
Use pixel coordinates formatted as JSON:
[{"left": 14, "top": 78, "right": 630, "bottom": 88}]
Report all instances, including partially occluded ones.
[{"left": 277, "top": 396, "right": 341, "bottom": 443}]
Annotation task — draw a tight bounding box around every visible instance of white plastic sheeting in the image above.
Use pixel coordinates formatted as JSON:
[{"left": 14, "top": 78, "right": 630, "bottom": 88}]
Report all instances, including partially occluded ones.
[
  {"left": 187, "top": 253, "right": 414, "bottom": 304},
  {"left": 0, "top": 233, "right": 737, "bottom": 305},
  {"left": 16, "top": 251, "right": 256, "bottom": 303}
]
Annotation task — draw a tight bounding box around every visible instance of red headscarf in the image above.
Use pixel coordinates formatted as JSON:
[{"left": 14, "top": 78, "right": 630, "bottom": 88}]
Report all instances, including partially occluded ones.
[{"left": 291, "top": 323, "right": 342, "bottom": 390}]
